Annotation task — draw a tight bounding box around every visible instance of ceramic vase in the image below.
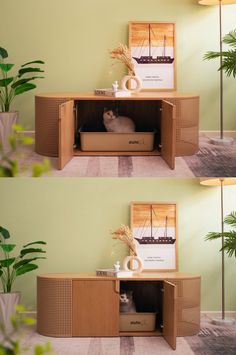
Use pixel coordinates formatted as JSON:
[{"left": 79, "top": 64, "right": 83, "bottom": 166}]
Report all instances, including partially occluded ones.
[
  {"left": 122, "top": 255, "right": 143, "bottom": 273},
  {"left": 0, "top": 292, "right": 21, "bottom": 335},
  {"left": 0, "top": 111, "right": 18, "bottom": 153},
  {"left": 121, "top": 75, "right": 142, "bottom": 93}
]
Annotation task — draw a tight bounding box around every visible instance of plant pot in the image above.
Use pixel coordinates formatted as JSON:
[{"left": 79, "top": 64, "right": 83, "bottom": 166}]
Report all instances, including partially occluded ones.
[
  {"left": 121, "top": 75, "right": 142, "bottom": 93},
  {"left": 122, "top": 255, "right": 143, "bottom": 273},
  {"left": 0, "top": 292, "right": 21, "bottom": 334},
  {"left": 0, "top": 111, "right": 18, "bottom": 153}
]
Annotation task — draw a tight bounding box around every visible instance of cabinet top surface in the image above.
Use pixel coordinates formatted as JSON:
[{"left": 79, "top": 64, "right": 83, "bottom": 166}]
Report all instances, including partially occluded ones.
[
  {"left": 38, "top": 272, "right": 200, "bottom": 280},
  {"left": 35, "top": 92, "right": 199, "bottom": 100}
]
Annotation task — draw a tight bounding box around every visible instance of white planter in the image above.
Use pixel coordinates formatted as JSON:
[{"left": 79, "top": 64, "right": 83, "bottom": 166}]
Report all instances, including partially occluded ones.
[
  {"left": 0, "top": 292, "right": 21, "bottom": 335},
  {"left": 0, "top": 111, "right": 18, "bottom": 153}
]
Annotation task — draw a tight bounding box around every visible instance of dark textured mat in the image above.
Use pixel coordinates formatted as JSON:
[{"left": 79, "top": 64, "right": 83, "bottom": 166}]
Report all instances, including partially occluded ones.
[
  {"left": 186, "top": 326, "right": 236, "bottom": 355},
  {"left": 184, "top": 140, "right": 236, "bottom": 177}
]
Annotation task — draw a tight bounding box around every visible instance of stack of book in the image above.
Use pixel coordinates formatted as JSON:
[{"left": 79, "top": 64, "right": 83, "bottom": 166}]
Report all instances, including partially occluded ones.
[
  {"left": 96, "top": 268, "right": 133, "bottom": 277},
  {"left": 94, "top": 88, "right": 131, "bottom": 98}
]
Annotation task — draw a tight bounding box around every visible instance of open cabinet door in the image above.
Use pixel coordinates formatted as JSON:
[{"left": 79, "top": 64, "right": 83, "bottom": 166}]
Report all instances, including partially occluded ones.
[
  {"left": 58, "top": 100, "right": 74, "bottom": 170},
  {"left": 161, "top": 100, "right": 176, "bottom": 170},
  {"left": 163, "top": 280, "right": 177, "bottom": 350}
]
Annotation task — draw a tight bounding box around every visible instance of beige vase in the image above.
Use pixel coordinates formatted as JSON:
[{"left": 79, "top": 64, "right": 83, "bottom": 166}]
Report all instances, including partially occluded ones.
[
  {"left": 0, "top": 111, "right": 18, "bottom": 153},
  {"left": 0, "top": 292, "right": 21, "bottom": 335},
  {"left": 122, "top": 255, "right": 143, "bottom": 273},
  {"left": 121, "top": 75, "right": 142, "bottom": 93}
]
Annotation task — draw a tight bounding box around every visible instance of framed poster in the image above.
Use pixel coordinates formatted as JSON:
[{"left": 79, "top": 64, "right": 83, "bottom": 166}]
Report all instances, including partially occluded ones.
[
  {"left": 129, "top": 21, "right": 176, "bottom": 91},
  {"left": 130, "top": 202, "right": 178, "bottom": 271}
]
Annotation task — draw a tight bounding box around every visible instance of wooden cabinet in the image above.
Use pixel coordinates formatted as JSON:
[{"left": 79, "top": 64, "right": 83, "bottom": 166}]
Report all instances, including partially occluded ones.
[
  {"left": 35, "top": 92, "right": 199, "bottom": 170},
  {"left": 72, "top": 280, "right": 119, "bottom": 336},
  {"left": 37, "top": 273, "right": 201, "bottom": 350}
]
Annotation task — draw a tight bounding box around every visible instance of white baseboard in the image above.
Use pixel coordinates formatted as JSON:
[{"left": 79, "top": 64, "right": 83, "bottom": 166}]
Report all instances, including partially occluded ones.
[
  {"left": 201, "top": 311, "right": 236, "bottom": 319},
  {"left": 200, "top": 131, "right": 236, "bottom": 139}
]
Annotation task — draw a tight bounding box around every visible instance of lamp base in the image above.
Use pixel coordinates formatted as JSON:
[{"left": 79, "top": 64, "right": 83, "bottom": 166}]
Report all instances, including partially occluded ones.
[
  {"left": 212, "top": 317, "right": 235, "bottom": 326},
  {"left": 210, "top": 136, "right": 234, "bottom": 146}
]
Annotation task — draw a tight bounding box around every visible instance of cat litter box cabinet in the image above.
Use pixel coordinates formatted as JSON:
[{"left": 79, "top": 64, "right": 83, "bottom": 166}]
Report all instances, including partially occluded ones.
[
  {"left": 37, "top": 272, "right": 201, "bottom": 350},
  {"left": 35, "top": 92, "right": 199, "bottom": 170}
]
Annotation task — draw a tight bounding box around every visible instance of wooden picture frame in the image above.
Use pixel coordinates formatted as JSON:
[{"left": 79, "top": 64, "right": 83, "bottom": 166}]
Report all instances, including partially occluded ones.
[
  {"left": 130, "top": 202, "right": 178, "bottom": 271},
  {"left": 129, "top": 21, "right": 176, "bottom": 91}
]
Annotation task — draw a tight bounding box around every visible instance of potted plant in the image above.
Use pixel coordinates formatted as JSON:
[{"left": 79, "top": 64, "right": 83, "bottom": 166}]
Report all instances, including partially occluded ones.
[
  {"left": 204, "top": 29, "right": 236, "bottom": 78},
  {"left": 0, "top": 226, "right": 47, "bottom": 333},
  {"left": 0, "top": 46, "right": 44, "bottom": 152},
  {"left": 205, "top": 211, "right": 236, "bottom": 257}
]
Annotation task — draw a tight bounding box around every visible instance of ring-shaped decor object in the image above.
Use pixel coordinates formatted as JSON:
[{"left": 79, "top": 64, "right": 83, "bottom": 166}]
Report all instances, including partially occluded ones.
[
  {"left": 121, "top": 75, "right": 142, "bottom": 93},
  {"left": 122, "top": 255, "right": 143, "bottom": 273}
]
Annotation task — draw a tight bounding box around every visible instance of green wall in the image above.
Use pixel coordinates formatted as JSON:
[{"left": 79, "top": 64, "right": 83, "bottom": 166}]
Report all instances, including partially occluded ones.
[
  {"left": 1, "top": 0, "right": 236, "bottom": 131},
  {"left": 0, "top": 178, "right": 235, "bottom": 311}
]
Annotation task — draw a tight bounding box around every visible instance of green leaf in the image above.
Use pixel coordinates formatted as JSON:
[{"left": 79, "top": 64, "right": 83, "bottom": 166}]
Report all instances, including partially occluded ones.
[
  {"left": 20, "top": 135, "right": 34, "bottom": 145},
  {"left": 0, "top": 63, "right": 14, "bottom": 72},
  {"left": 20, "top": 247, "right": 46, "bottom": 257},
  {"left": 0, "top": 257, "right": 16, "bottom": 267},
  {"left": 0, "top": 226, "right": 10, "bottom": 239},
  {"left": 23, "top": 240, "right": 47, "bottom": 248},
  {"left": 223, "top": 29, "right": 236, "bottom": 48},
  {"left": 0, "top": 243, "right": 16, "bottom": 252},
  {"left": 15, "top": 263, "right": 38, "bottom": 276},
  {"left": 11, "top": 76, "right": 44, "bottom": 89},
  {"left": 224, "top": 211, "right": 236, "bottom": 227},
  {"left": 14, "top": 257, "right": 46, "bottom": 269},
  {"left": 0, "top": 47, "right": 8, "bottom": 59},
  {"left": 18, "top": 67, "right": 44, "bottom": 77},
  {"left": 21, "top": 60, "right": 45, "bottom": 67},
  {"left": 32, "top": 160, "right": 51, "bottom": 177},
  {"left": 22, "top": 316, "right": 36, "bottom": 325},
  {"left": 15, "top": 304, "right": 25, "bottom": 312},
  {"left": 0, "top": 77, "right": 14, "bottom": 87},
  {"left": 14, "top": 82, "right": 36, "bottom": 95}
]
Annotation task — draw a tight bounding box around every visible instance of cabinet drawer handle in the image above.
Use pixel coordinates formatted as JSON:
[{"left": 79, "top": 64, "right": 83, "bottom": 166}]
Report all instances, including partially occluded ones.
[{"left": 114, "top": 280, "right": 120, "bottom": 294}]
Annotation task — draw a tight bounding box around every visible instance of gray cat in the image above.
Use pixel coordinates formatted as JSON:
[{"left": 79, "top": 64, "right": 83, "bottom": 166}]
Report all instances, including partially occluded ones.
[
  {"left": 103, "top": 108, "right": 135, "bottom": 133},
  {"left": 120, "top": 290, "right": 136, "bottom": 313}
]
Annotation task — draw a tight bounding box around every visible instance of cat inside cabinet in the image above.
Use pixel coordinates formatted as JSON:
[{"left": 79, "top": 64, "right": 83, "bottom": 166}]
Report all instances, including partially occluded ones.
[
  {"left": 119, "top": 280, "right": 163, "bottom": 333},
  {"left": 75, "top": 99, "right": 162, "bottom": 152}
]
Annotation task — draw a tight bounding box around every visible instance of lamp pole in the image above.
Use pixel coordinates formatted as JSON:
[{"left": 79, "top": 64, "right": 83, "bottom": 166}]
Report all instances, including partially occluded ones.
[
  {"left": 220, "top": 178, "right": 225, "bottom": 319},
  {"left": 219, "top": 0, "right": 223, "bottom": 140}
]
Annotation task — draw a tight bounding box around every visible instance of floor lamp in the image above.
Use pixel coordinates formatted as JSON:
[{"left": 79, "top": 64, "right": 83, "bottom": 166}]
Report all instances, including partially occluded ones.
[
  {"left": 200, "top": 177, "right": 236, "bottom": 325},
  {"left": 198, "top": 0, "right": 236, "bottom": 146}
]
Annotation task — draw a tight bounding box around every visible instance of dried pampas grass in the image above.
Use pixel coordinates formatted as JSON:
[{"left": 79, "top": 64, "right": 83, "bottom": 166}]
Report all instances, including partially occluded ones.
[
  {"left": 111, "top": 224, "right": 137, "bottom": 256},
  {"left": 109, "top": 43, "right": 135, "bottom": 76}
]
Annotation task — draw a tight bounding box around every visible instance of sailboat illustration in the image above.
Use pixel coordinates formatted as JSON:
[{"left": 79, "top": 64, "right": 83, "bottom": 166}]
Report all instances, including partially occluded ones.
[
  {"left": 132, "top": 24, "right": 174, "bottom": 65},
  {"left": 134, "top": 205, "right": 176, "bottom": 245}
]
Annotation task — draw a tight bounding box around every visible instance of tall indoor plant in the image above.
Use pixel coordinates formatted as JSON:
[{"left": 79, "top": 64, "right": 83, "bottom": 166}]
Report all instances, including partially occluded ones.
[
  {"left": 0, "top": 226, "right": 47, "bottom": 333},
  {"left": 204, "top": 29, "right": 236, "bottom": 78},
  {"left": 0, "top": 47, "right": 44, "bottom": 152},
  {"left": 205, "top": 211, "right": 236, "bottom": 257}
]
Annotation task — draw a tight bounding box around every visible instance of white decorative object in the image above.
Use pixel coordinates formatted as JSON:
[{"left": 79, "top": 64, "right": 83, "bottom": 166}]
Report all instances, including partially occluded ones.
[
  {"left": 0, "top": 111, "right": 18, "bottom": 153},
  {"left": 121, "top": 75, "right": 142, "bottom": 93},
  {"left": 123, "top": 255, "right": 143, "bottom": 273},
  {"left": 112, "top": 81, "right": 119, "bottom": 92},
  {"left": 114, "top": 260, "right": 120, "bottom": 272},
  {"left": 0, "top": 292, "right": 21, "bottom": 334}
]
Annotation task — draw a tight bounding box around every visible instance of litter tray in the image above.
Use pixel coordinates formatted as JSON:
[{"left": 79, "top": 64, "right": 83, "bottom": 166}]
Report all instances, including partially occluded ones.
[
  {"left": 80, "top": 131, "right": 155, "bottom": 152},
  {"left": 119, "top": 312, "right": 156, "bottom": 332}
]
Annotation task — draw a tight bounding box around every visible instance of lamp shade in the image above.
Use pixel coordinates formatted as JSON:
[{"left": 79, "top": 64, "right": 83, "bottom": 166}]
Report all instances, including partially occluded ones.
[
  {"left": 200, "top": 178, "right": 236, "bottom": 186},
  {"left": 198, "top": 0, "right": 236, "bottom": 5}
]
